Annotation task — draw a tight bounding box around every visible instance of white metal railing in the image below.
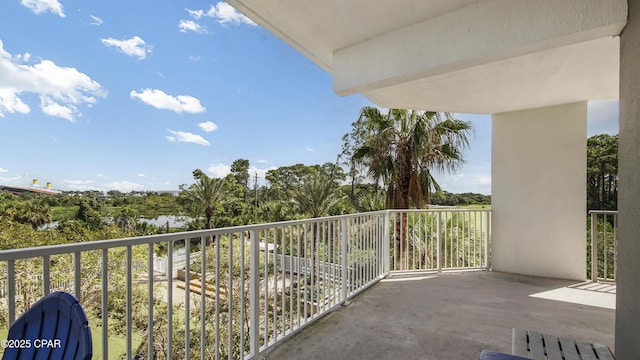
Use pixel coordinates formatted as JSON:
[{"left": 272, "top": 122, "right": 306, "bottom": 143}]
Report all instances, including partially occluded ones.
[
  {"left": 389, "top": 209, "right": 491, "bottom": 272},
  {"left": 589, "top": 210, "right": 617, "bottom": 282},
  {"left": 153, "top": 251, "right": 201, "bottom": 278},
  {"left": 0, "top": 209, "right": 490, "bottom": 359}
]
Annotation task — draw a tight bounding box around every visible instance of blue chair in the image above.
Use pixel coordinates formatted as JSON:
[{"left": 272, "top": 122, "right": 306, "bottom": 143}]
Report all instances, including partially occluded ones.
[
  {"left": 479, "top": 350, "right": 532, "bottom": 360},
  {"left": 2, "top": 292, "right": 92, "bottom": 360}
]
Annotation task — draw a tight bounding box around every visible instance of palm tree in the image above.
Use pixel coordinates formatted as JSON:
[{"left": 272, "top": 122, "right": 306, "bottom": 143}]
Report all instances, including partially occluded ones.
[
  {"left": 349, "top": 107, "right": 472, "bottom": 268},
  {"left": 290, "top": 171, "right": 344, "bottom": 219},
  {"left": 352, "top": 107, "right": 472, "bottom": 208},
  {"left": 290, "top": 170, "right": 345, "bottom": 285},
  {"left": 18, "top": 199, "right": 52, "bottom": 230},
  {"left": 183, "top": 169, "right": 228, "bottom": 229}
]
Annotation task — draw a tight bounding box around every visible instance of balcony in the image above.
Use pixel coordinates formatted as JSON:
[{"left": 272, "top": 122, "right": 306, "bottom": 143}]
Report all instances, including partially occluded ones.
[{"left": 0, "top": 209, "right": 615, "bottom": 359}]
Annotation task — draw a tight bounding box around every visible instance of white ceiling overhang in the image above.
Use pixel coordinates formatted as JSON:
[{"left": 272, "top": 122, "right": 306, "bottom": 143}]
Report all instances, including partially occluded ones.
[{"left": 228, "top": 0, "right": 627, "bottom": 114}]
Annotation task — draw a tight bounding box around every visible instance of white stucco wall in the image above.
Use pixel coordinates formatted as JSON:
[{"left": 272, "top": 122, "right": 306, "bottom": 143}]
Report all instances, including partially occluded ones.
[{"left": 492, "top": 102, "right": 587, "bottom": 280}]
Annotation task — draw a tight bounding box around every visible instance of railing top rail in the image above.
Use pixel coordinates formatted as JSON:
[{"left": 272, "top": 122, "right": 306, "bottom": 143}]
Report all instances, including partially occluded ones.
[
  {"left": 0, "top": 208, "right": 488, "bottom": 261},
  {"left": 0, "top": 210, "right": 389, "bottom": 261},
  {"left": 588, "top": 210, "right": 618, "bottom": 215},
  {"left": 388, "top": 208, "right": 491, "bottom": 213}
]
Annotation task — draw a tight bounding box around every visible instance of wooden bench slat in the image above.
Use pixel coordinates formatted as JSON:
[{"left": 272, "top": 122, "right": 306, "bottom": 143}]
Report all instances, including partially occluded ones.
[
  {"left": 592, "top": 343, "right": 616, "bottom": 360},
  {"left": 512, "top": 328, "right": 529, "bottom": 357},
  {"left": 528, "top": 331, "right": 546, "bottom": 360},
  {"left": 512, "top": 328, "right": 615, "bottom": 360},
  {"left": 558, "top": 337, "right": 581, "bottom": 360},
  {"left": 543, "top": 334, "right": 563, "bottom": 360},
  {"left": 576, "top": 341, "right": 599, "bottom": 360}
]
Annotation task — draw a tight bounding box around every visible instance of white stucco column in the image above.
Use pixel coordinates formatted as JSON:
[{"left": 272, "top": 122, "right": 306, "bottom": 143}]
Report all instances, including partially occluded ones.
[
  {"left": 616, "top": 0, "right": 640, "bottom": 358},
  {"left": 491, "top": 102, "right": 587, "bottom": 280}
]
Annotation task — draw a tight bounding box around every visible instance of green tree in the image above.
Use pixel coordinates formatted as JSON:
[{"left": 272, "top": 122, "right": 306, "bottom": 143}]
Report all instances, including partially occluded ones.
[
  {"left": 17, "top": 199, "right": 52, "bottom": 230},
  {"left": 231, "top": 159, "right": 250, "bottom": 204},
  {"left": 76, "top": 199, "right": 104, "bottom": 229},
  {"left": 347, "top": 107, "right": 472, "bottom": 208},
  {"left": 290, "top": 170, "right": 345, "bottom": 219},
  {"left": 180, "top": 169, "right": 229, "bottom": 229},
  {"left": 587, "top": 134, "right": 618, "bottom": 211},
  {"left": 346, "top": 107, "right": 472, "bottom": 268}
]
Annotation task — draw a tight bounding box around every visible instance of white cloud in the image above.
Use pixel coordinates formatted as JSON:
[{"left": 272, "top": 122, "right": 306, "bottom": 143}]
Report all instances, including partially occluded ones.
[
  {"left": 206, "top": 163, "right": 276, "bottom": 182},
  {"left": 137, "top": 174, "right": 146, "bottom": 177},
  {"left": 186, "top": 2, "right": 256, "bottom": 27},
  {"left": 470, "top": 175, "right": 492, "bottom": 186},
  {"left": 179, "top": 20, "right": 207, "bottom": 34},
  {"left": 21, "top": 0, "right": 64, "bottom": 17},
  {"left": 0, "top": 168, "right": 8, "bottom": 173},
  {"left": 207, "top": 163, "right": 231, "bottom": 178},
  {"left": 63, "top": 179, "right": 94, "bottom": 185},
  {"left": 249, "top": 165, "right": 277, "bottom": 181},
  {"left": 587, "top": 99, "right": 619, "bottom": 136},
  {"left": 40, "top": 96, "right": 76, "bottom": 122},
  {"left": 256, "top": 159, "right": 268, "bottom": 164},
  {"left": 63, "top": 179, "right": 98, "bottom": 191},
  {"left": 0, "top": 40, "right": 105, "bottom": 120},
  {"left": 103, "top": 180, "right": 144, "bottom": 192},
  {"left": 166, "top": 129, "right": 210, "bottom": 146},
  {"left": 186, "top": 9, "right": 205, "bottom": 19},
  {"left": 90, "top": 15, "right": 103, "bottom": 26},
  {"left": 0, "top": 175, "right": 21, "bottom": 182},
  {"left": 305, "top": 146, "right": 314, "bottom": 152},
  {"left": 198, "top": 121, "right": 218, "bottom": 132},
  {"left": 101, "top": 36, "right": 151, "bottom": 60},
  {"left": 130, "top": 88, "right": 205, "bottom": 114}
]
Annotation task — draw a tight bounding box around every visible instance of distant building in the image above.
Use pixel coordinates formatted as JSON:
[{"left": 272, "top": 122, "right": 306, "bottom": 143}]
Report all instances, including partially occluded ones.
[{"left": 0, "top": 180, "right": 62, "bottom": 196}]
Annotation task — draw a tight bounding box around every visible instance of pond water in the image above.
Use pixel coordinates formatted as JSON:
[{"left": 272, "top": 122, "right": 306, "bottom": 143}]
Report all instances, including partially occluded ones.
[{"left": 139, "top": 215, "right": 192, "bottom": 229}]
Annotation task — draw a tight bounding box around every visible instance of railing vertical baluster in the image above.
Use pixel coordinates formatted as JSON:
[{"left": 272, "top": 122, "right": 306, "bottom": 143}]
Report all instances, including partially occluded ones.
[
  {"left": 239, "top": 232, "right": 246, "bottom": 358},
  {"left": 74, "top": 252, "right": 81, "bottom": 302},
  {"left": 214, "top": 234, "right": 220, "bottom": 360},
  {"left": 249, "top": 230, "right": 260, "bottom": 359},
  {"left": 280, "top": 227, "right": 285, "bottom": 334},
  {"left": 323, "top": 221, "right": 327, "bottom": 308},
  {"left": 167, "top": 240, "right": 173, "bottom": 360},
  {"left": 591, "top": 212, "right": 598, "bottom": 282},
  {"left": 463, "top": 211, "right": 469, "bottom": 268},
  {"left": 126, "top": 246, "right": 132, "bottom": 360},
  {"left": 295, "top": 225, "right": 301, "bottom": 327},
  {"left": 185, "top": 238, "right": 190, "bottom": 360},
  {"left": 603, "top": 214, "right": 609, "bottom": 280},
  {"left": 311, "top": 223, "right": 316, "bottom": 317},
  {"left": 203, "top": 236, "right": 209, "bottom": 360},
  {"left": 437, "top": 212, "right": 442, "bottom": 273},
  {"left": 229, "top": 233, "right": 234, "bottom": 360},
  {"left": 289, "top": 226, "right": 294, "bottom": 330},
  {"left": 147, "top": 243, "right": 154, "bottom": 360},
  {"left": 273, "top": 228, "right": 278, "bottom": 338},
  {"left": 43, "top": 255, "right": 50, "bottom": 296},
  {"left": 613, "top": 213, "right": 618, "bottom": 280},
  {"left": 368, "top": 216, "right": 373, "bottom": 281},
  {"left": 485, "top": 210, "right": 491, "bottom": 270},
  {"left": 101, "top": 249, "right": 108, "bottom": 360},
  {"left": 302, "top": 225, "right": 308, "bottom": 320},
  {"left": 383, "top": 211, "right": 391, "bottom": 275},
  {"left": 341, "top": 218, "right": 348, "bottom": 304},
  {"left": 8, "top": 260, "right": 15, "bottom": 325}
]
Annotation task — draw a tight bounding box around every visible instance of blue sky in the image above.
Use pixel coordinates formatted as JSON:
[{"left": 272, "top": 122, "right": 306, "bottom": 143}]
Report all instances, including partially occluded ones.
[{"left": 0, "top": 1, "right": 619, "bottom": 195}]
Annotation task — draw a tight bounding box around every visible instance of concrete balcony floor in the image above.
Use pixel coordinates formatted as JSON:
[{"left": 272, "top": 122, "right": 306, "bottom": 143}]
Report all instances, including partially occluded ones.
[{"left": 263, "top": 271, "right": 615, "bottom": 360}]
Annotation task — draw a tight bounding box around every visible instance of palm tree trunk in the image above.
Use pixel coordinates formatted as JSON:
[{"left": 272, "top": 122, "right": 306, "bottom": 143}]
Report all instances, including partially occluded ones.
[{"left": 394, "top": 141, "right": 412, "bottom": 270}]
